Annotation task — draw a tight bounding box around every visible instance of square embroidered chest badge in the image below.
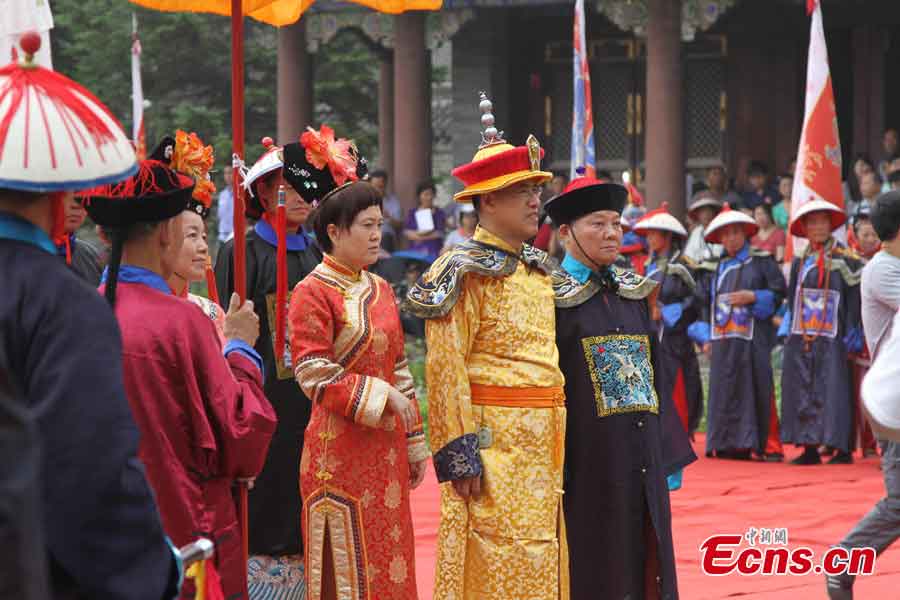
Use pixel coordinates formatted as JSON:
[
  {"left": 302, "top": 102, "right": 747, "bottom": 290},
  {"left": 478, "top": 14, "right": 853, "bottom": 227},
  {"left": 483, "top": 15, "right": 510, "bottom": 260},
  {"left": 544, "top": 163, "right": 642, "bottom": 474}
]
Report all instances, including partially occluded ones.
[
  {"left": 581, "top": 334, "right": 659, "bottom": 418},
  {"left": 711, "top": 292, "right": 755, "bottom": 341},
  {"left": 791, "top": 288, "right": 840, "bottom": 339}
]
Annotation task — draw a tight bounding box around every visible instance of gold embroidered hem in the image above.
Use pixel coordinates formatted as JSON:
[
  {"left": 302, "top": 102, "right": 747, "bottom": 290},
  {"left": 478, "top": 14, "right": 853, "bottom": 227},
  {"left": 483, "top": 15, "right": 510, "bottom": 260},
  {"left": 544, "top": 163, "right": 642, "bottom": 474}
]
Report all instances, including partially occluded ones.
[{"left": 291, "top": 258, "right": 422, "bottom": 600}]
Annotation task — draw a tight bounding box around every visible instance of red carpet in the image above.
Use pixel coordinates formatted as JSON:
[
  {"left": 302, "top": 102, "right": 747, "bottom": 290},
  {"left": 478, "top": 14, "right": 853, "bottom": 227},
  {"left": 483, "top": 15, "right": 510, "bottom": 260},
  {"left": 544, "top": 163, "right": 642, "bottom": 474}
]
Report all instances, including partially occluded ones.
[{"left": 411, "top": 435, "right": 900, "bottom": 599}]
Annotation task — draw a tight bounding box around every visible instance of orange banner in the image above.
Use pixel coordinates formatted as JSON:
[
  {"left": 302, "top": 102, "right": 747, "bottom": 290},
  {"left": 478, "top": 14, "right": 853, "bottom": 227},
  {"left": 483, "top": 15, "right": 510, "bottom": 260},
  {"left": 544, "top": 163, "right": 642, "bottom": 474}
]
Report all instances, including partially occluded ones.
[{"left": 129, "top": 0, "right": 441, "bottom": 26}]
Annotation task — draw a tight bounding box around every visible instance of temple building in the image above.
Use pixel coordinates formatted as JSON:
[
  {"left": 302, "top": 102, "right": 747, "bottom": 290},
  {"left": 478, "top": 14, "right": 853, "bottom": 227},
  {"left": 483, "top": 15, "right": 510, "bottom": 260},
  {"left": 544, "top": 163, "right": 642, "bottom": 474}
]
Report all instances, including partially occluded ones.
[{"left": 280, "top": 0, "right": 900, "bottom": 216}]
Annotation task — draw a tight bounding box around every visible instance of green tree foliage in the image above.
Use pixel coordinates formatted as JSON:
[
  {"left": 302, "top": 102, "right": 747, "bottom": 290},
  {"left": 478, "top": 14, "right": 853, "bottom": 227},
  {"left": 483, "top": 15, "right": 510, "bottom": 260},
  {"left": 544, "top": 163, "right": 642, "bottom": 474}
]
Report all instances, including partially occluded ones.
[
  {"left": 312, "top": 29, "right": 379, "bottom": 157},
  {"left": 49, "top": 1, "right": 380, "bottom": 171}
]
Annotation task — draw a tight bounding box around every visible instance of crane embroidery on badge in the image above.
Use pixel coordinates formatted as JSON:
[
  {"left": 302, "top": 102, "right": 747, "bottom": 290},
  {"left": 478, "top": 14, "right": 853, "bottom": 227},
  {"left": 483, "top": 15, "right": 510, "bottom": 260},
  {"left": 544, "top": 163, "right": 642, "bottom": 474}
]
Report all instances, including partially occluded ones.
[{"left": 581, "top": 334, "right": 658, "bottom": 418}]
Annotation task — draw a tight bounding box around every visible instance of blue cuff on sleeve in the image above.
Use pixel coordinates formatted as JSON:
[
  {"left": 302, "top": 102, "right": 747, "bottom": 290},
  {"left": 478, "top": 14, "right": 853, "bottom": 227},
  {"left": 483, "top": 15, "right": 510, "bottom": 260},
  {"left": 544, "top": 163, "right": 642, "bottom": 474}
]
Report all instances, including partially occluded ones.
[
  {"left": 167, "top": 536, "right": 184, "bottom": 597},
  {"left": 687, "top": 321, "right": 711, "bottom": 345},
  {"left": 843, "top": 327, "right": 864, "bottom": 354},
  {"left": 751, "top": 290, "right": 777, "bottom": 320},
  {"left": 224, "top": 339, "right": 264, "bottom": 375},
  {"left": 777, "top": 309, "right": 792, "bottom": 339},
  {"left": 433, "top": 433, "right": 483, "bottom": 483},
  {"left": 661, "top": 303, "right": 684, "bottom": 329},
  {"left": 667, "top": 469, "right": 684, "bottom": 492}
]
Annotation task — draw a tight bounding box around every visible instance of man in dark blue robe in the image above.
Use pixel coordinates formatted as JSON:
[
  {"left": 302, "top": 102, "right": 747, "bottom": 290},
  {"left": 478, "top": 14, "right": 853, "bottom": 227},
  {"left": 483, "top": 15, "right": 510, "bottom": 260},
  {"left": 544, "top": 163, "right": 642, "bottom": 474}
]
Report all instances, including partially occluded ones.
[
  {"left": 546, "top": 176, "right": 695, "bottom": 600},
  {"left": 1, "top": 192, "right": 179, "bottom": 600},
  {"left": 635, "top": 207, "right": 704, "bottom": 437},
  {"left": 688, "top": 208, "right": 786, "bottom": 461},
  {"left": 780, "top": 200, "right": 864, "bottom": 465}
]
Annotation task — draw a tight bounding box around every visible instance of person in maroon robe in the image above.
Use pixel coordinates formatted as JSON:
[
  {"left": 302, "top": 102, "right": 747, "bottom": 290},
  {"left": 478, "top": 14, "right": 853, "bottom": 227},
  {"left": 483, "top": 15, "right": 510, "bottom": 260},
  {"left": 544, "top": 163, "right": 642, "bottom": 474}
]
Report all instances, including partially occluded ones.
[{"left": 84, "top": 159, "right": 278, "bottom": 599}]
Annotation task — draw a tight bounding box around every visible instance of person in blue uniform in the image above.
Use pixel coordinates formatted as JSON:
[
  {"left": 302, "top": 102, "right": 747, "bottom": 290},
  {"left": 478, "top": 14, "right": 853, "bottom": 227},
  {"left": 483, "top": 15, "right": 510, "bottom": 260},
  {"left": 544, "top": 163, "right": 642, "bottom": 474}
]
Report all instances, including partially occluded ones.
[
  {"left": 547, "top": 175, "right": 696, "bottom": 600},
  {"left": 780, "top": 199, "right": 864, "bottom": 465},
  {"left": 633, "top": 203, "right": 704, "bottom": 438},
  {"left": 0, "top": 35, "right": 179, "bottom": 599},
  {"left": 56, "top": 193, "right": 105, "bottom": 286},
  {"left": 688, "top": 206, "right": 786, "bottom": 461}
]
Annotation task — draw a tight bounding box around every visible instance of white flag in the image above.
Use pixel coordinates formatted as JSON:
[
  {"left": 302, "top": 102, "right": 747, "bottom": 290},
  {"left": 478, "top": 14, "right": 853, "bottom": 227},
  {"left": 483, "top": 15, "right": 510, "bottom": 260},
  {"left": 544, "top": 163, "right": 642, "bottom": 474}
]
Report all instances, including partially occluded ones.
[
  {"left": 131, "top": 13, "right": 146, "bottom": 159},
  {"left": 1, "top": 0, "right": 53, "bottom": 68},
  {"left": 788, "top": 0, "right": 843, "bottom": 257}
]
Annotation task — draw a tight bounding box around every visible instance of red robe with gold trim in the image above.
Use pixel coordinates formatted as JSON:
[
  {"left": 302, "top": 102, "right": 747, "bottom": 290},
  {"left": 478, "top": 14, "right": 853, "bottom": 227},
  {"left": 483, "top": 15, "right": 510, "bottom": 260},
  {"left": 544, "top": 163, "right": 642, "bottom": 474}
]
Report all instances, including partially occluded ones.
[{"left": 290, "top": 256, "right": 428, "bottom": 600}]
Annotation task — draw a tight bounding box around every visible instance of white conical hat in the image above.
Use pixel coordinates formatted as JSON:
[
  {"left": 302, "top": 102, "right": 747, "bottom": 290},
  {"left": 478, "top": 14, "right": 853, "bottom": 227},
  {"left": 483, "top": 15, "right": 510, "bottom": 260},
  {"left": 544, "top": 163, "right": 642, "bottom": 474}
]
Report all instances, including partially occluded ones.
[
  {"left": 632, "top": 202, "right": 688, "bottom": 237},
  {"left": 0, "top": 33, "right": 136, "bottom": 193},
  {"left": 789, "top": 199, "right": 846, "bottom": 238},
  {"left": 704, "top": 204, "right": 759, "bottom": 244},
  {"left": 242, "top": 137, "right": 283, "bottom": 198}
]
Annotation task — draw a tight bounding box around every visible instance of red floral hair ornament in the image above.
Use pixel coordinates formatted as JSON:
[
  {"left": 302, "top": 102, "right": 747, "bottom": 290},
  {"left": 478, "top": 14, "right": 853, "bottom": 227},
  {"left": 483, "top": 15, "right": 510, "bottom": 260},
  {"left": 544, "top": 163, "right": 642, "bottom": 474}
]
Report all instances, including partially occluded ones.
[
  {"left": 300, "top": 125, "right": 359, "bottom": 187},
  {"left": 172, "top": 130, "right": 216, "bottom": 207}
]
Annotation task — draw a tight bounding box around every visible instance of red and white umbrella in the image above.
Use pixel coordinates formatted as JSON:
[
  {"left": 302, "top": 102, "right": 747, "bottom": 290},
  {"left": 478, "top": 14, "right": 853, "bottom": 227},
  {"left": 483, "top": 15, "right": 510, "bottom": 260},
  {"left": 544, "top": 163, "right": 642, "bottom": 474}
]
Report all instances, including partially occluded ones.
[{"left": 0, "top": 33, "right": 136, "bottom": 192}]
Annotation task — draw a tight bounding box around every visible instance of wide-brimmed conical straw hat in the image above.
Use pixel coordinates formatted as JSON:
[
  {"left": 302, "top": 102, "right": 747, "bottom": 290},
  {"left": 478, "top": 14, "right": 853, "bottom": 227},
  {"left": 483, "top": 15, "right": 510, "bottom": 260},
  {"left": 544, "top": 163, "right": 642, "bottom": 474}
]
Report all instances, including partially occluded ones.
[
  {"left": 704, "top": 203, "right": 759, "bottom": 244},
  {"left": 0, "top": 32, "right": 136, "bottom": 193},
  {"left": 632, "top": 202, "right": 688, "bottom": 238},
  {"left": 788, "top": 199, "right": 846, "bottom": 238}
]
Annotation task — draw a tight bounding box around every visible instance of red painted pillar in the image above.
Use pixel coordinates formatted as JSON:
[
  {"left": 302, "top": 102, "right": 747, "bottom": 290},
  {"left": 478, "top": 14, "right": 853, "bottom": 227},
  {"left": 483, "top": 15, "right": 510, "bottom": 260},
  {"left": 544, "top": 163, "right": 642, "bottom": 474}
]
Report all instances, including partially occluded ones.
[
  {"left": 645, "top": 0, "right": 685, "bottom": 218},
  {"left": 277, "top": 20, "right": 313, "bottom": 145},
  {"left": 393, "top": 12, "right": 430, "bottom": 211}
]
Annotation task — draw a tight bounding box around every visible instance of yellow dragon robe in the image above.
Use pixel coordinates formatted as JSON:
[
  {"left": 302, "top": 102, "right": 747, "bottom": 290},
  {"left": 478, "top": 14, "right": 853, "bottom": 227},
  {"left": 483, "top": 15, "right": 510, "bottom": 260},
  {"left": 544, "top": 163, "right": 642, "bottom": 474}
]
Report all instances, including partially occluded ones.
[{"left": 406, "top": 225, "right": 568, "bottom": 600}]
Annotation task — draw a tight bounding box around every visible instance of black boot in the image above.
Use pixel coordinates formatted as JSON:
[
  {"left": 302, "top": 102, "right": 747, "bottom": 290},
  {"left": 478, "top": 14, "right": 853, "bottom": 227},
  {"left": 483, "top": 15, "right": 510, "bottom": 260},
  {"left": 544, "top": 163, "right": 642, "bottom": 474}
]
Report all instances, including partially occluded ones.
[
  {"left": 828, "top": 451, "right": 854, "bottom": 465},
  {"left": 791, "top": 446, "right": 822, "bottom": 465}
]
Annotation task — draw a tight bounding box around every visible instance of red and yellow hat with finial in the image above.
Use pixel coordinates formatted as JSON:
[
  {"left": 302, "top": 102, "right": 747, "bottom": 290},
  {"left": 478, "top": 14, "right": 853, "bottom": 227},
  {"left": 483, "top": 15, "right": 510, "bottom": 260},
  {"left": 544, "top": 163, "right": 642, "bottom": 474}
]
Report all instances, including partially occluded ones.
[{"left": 451, "top": 92, "right": 552, "bottom": 203}]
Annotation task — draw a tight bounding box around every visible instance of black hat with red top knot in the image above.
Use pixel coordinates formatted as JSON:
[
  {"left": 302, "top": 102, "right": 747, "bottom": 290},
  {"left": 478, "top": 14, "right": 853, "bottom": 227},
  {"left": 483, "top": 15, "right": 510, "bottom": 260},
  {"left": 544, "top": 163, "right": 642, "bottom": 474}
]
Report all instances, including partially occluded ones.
[
  {"left": 544, "top": 167, "right": 630, "bottom": 226},
  {"left": 82, "top": 159, "right": 195, "bottom": 306}
]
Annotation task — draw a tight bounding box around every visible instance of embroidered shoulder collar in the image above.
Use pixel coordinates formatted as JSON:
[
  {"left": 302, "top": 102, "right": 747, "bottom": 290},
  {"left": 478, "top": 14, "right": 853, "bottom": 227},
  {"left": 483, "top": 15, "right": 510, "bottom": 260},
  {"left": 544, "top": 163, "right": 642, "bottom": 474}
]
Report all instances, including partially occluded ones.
[
  {"left": 647, "top": 251, "right": 697, "bottom": 291},
  {"left": 800, "top": 241, "right": 864, "bottom": 285},
  {"left": 404, "top": 238, "right": 553, "bottom": 319},
  {"left": 553, "top": 264, "right": 657, "bottom": 308}
]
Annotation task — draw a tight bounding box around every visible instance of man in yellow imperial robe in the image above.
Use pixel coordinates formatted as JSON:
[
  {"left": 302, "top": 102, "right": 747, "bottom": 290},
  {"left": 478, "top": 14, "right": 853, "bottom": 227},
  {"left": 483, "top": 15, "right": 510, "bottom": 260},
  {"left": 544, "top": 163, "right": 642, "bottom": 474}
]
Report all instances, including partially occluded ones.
[{"left": 406, "top": 93, "right": 568, "bottom": 600}]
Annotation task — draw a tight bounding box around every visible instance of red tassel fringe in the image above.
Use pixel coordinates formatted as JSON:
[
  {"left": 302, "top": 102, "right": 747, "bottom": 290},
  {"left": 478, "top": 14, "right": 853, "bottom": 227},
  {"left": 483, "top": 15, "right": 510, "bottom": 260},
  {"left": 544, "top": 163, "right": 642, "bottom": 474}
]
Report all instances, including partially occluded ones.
[
  {"left": 0, "top": 63, "right": 123, "bottom": 164},
  {"left": 274, "top": 201, "right": 288, "bottom": 362},
  {"left": 205, "top": 256, "right": 220, "bottom": 306},
  {"left": 81, "top": 159, "right": 192, "bottom": 200}
]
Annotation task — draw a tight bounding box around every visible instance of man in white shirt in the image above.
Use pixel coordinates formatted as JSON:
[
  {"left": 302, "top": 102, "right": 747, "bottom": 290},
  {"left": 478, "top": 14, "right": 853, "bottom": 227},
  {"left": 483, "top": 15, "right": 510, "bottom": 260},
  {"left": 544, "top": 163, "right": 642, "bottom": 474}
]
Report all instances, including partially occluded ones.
[
  {"left": 829, "top": 191, "right": 900, "bottom": 600},
  {"left": 217, "top": 165, "right": 234, "bottom": 243},
  {"left": 683, "top": 191, "right": 723, "bottom": 263}
]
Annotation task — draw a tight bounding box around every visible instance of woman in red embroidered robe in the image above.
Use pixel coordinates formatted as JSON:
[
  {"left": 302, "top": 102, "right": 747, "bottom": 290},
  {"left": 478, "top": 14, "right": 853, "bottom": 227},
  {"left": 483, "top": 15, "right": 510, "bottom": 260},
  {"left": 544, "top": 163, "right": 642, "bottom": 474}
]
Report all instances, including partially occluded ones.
[{"left": 290, "top": 182, "right": 428, "bottom": 600}]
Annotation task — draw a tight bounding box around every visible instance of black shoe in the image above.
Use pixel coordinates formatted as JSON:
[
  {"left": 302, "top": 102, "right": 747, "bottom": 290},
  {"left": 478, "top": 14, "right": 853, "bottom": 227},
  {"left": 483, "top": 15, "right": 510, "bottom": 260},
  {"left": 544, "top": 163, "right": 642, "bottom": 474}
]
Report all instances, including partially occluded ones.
[
  {"left": 828, "top": 451, "right": 854, "bottom": 465},
  {"left": 791, "top": 448, "right": 822, "bottom": 465},
  {"left": 863, "top": 448, "right": 879, "bottom": 458},
  {"left": 820, "top": 446, "right": 837, "bottom": 457},
  {"left": 715, "top": 449, "right": 752, "bottom": 461},
  {"left": 825, "top": 573, "right": 853, "bottom": 599},
  {"left": 731, "top": 449, "right": 752, "bottom": 460},
  {"left": 763, "top": 453, "right": 784, "bottom": 463}
]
